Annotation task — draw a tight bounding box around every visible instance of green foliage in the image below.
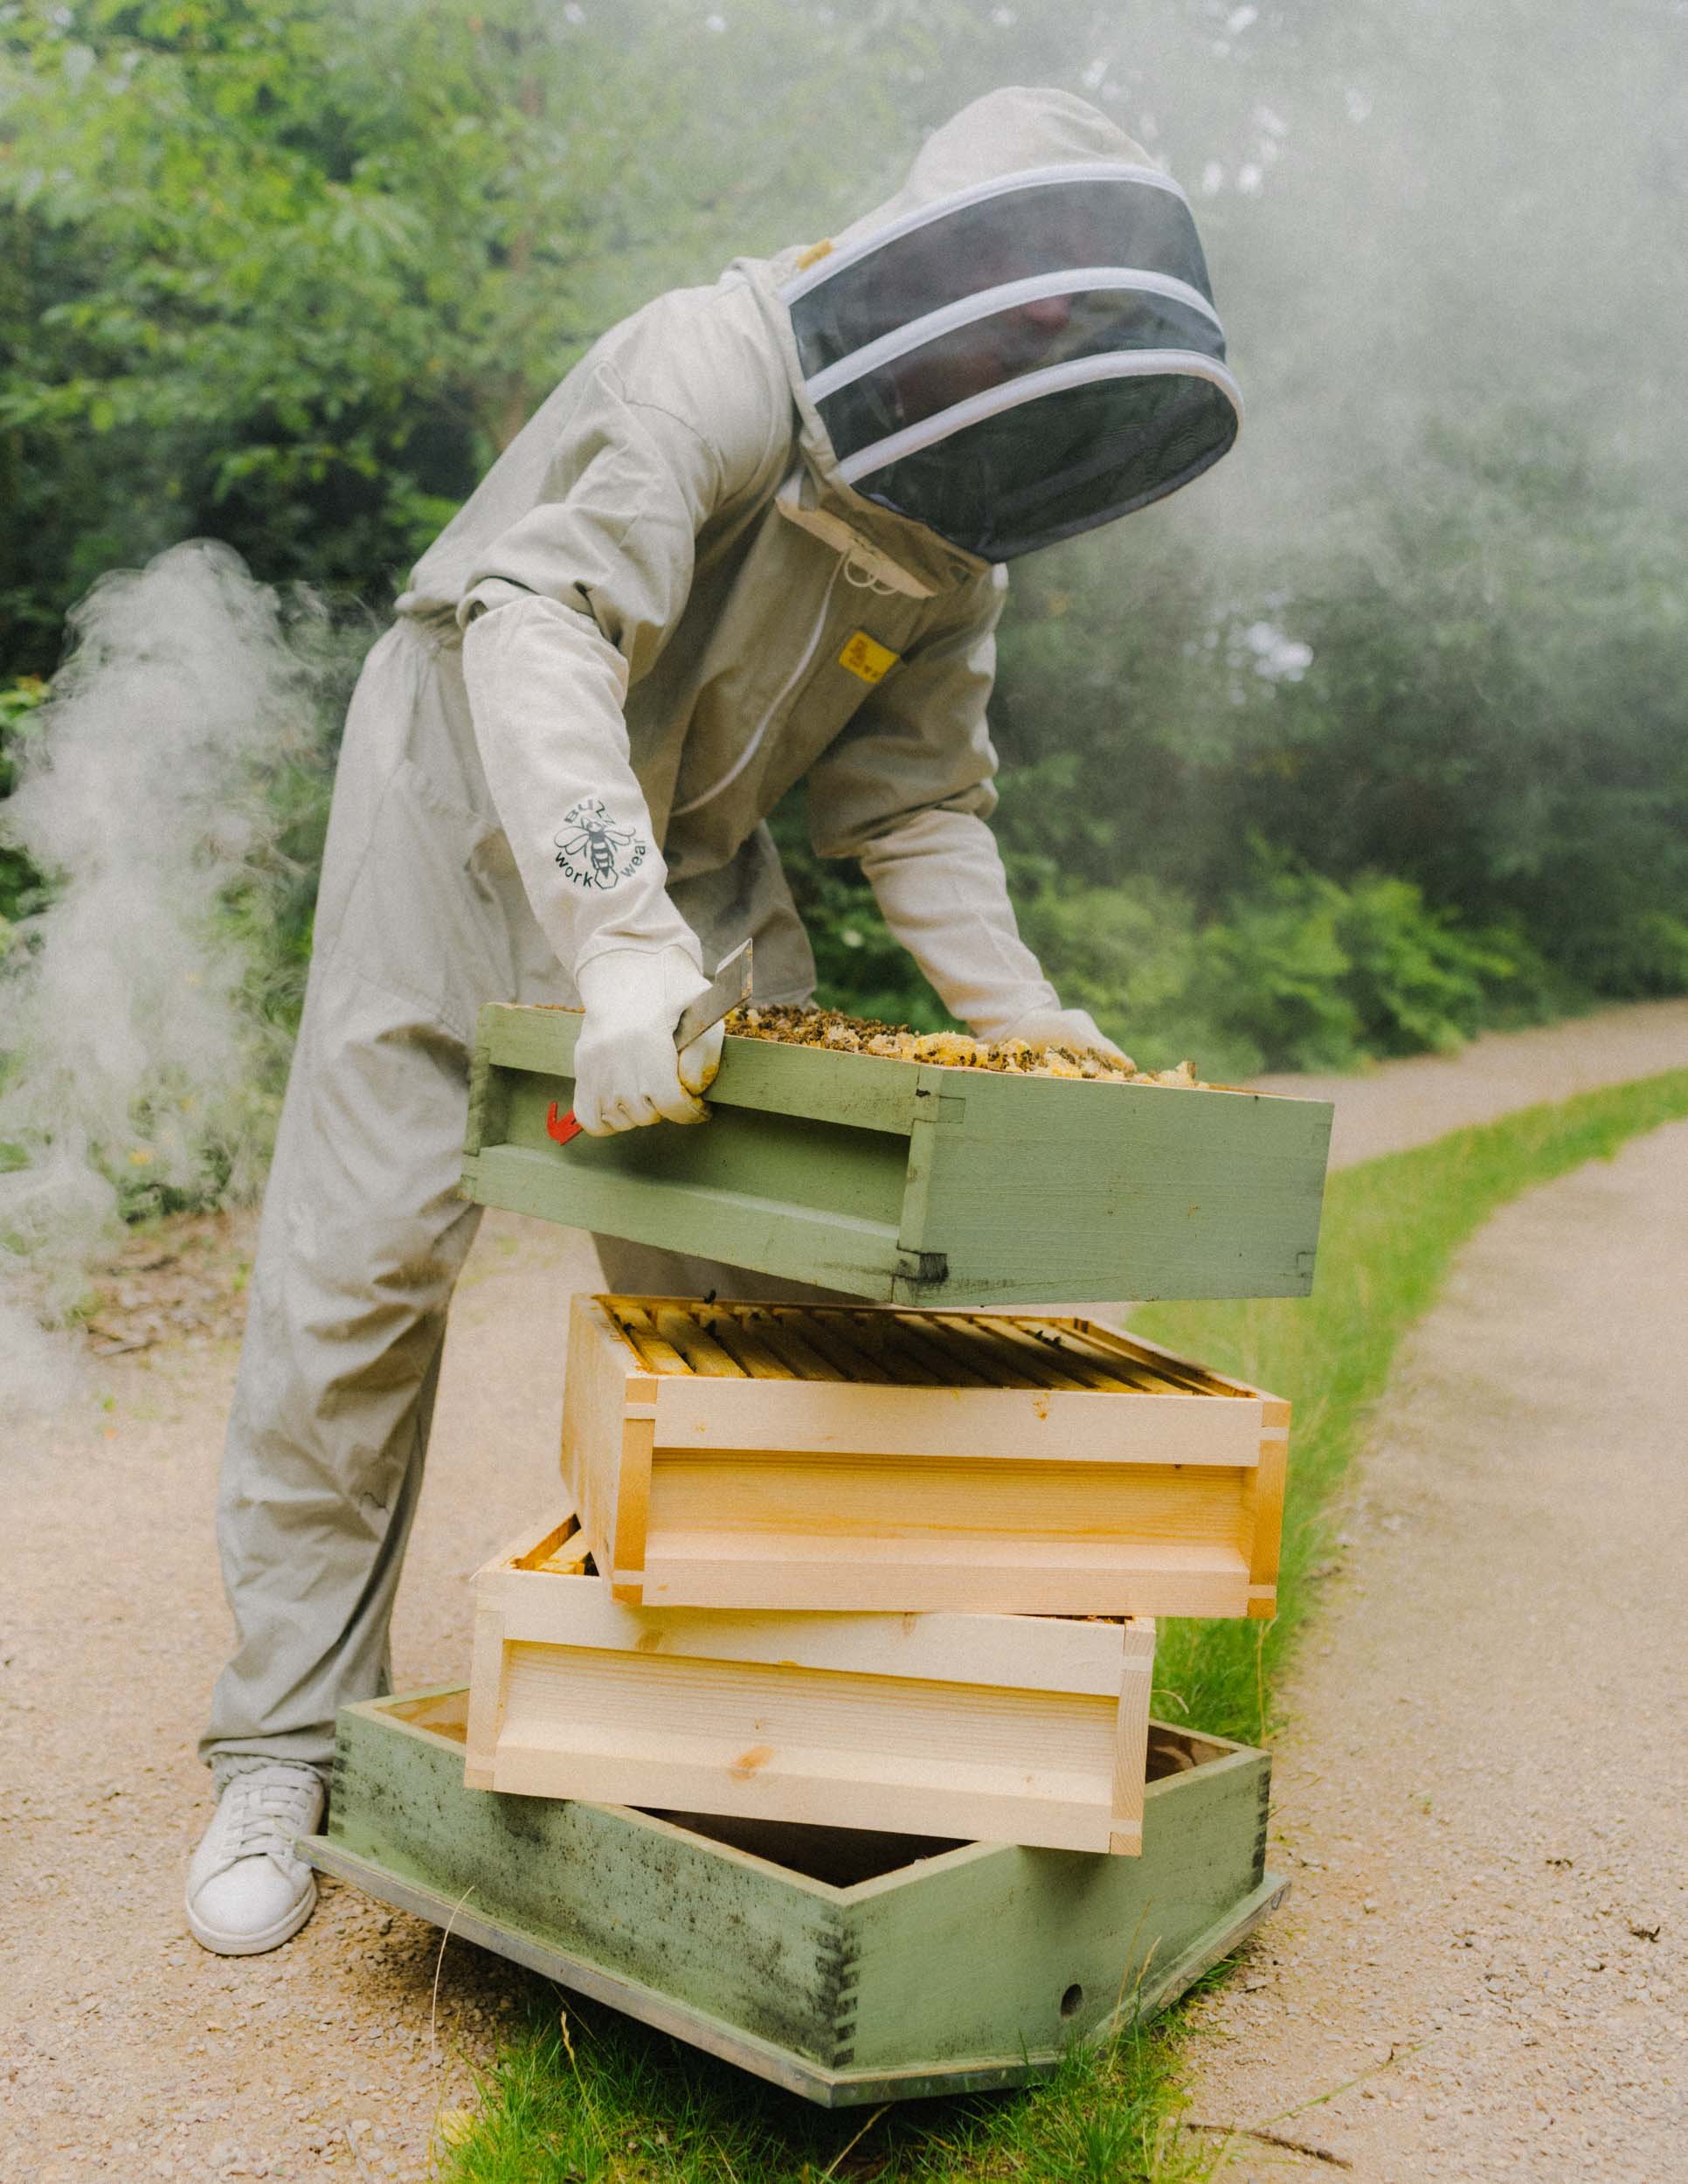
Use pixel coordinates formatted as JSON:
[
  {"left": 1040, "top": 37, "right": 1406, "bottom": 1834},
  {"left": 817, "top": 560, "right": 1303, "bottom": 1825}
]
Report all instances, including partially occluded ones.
[
  {"left": 981, "top": 415, "right": 1688, "bottom": 1041},
  {"left": 1214, "top": 422, "right": 1688, "bottom": 1006},
  {"left": 0, "top": 0, "right": 961, "bottom": 672},
  {"left": 1179, "top": 857, "right": 1551, "bottom": 1075},
  {"left": 0, "top": 0, "right": 655, "bottom": 658},
  {"left": 0, "top": 674, "right": 48, "bottom": 941},
  {"left": 210, "top": 607, "right": 369, "bottom": 1071},
  {"left": 776, "top": 812, "right": 1552, "bottom": 1076}
]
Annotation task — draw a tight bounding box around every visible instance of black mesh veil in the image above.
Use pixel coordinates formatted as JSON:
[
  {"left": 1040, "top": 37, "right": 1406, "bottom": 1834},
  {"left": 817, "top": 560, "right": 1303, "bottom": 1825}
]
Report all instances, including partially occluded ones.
[{"left": 784, "top": 165, "right": 1240, "bottom": 560}]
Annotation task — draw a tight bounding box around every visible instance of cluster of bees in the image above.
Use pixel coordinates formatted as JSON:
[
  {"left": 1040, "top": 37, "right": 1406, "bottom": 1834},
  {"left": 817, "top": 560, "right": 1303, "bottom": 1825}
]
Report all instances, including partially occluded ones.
[{"left": 723, "top": 1005, "right": 1205, "bottom": 1087}]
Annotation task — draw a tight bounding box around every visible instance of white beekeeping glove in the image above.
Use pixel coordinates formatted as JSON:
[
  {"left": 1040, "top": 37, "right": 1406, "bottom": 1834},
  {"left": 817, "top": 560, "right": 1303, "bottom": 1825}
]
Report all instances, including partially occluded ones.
[
  {"left": 571, "top": 947, "right": 727, "bottom": 1137},
  {"left": 858, "top": 808, "right": 1126, "bottom": 1058},
  {"left": 996, "top": 1002, "right": 1126, "bottom": 1056},
  {"left": 462, "top": 595, "right": 730, "bottom": 1137}
]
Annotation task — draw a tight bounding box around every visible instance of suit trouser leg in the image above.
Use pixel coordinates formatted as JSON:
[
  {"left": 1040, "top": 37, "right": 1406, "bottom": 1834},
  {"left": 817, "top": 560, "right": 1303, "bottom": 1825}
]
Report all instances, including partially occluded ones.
[
  {"left": 200, "top": 960, "right": 481, "bottom": 1780},
  {"left": 199, "top": 608, "right": 837, "bottom": 1779}
]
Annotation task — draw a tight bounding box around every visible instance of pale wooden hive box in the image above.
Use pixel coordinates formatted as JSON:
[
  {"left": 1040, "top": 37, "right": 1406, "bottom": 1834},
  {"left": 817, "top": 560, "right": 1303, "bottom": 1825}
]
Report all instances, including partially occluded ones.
[
  {"left": 563, "top": 1296, "right": 1290, "bottom": 1620},
  {"left": 461, "top": 1003, "right": 1333, "bottom": 1304},
  {"left": 466, "top": 1505, "right": 1157, "bottom": 1856}
]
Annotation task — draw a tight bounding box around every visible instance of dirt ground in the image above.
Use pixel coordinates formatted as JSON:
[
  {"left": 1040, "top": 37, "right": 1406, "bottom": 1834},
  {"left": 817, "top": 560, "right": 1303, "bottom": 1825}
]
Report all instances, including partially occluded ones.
[
  {"left": 2, "top": 1213, "right": 605, "bottom": 2184},
  {"left": 2, "top": 998, "right": 1685, "bottom": 2182},
  {"left": 1184, "top": 1117, "right": 1688, "bottom": 2181}
]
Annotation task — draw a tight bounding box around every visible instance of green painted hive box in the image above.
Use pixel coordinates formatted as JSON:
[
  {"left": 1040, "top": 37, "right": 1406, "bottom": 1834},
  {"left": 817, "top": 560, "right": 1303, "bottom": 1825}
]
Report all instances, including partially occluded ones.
[
  {"left": 303, "top": 1687, "right": 1285, "bottom": 2106},
  {"left": 461, "top": 1003, "right": 1333, "bottom": 1304}
]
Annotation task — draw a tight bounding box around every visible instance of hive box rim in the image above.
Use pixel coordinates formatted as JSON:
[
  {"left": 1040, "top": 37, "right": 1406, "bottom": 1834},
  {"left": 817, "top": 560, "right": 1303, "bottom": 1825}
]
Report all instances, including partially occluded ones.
[
  {"left": 301, "top": 1829, "right": 1289, "bottom": 2106},
  {"left": 343, "top": 1683, "right": 1252, "bottom": 1904},
  {"left": 465, "top": 1517, "right": 1159, "bottom": 1853},
  {"left": 306, "top": 1684, "right": 1286, "bottom": 2105},
  {"left": 475, "top": 1001, "right": 1330, "bottom": 1109},
  {"left": 463, "top": 1002, "right": 1335, "bottom": 1307},
  {"left": 564, "top": 1297, "right": 1288, "bottom": 1619}
]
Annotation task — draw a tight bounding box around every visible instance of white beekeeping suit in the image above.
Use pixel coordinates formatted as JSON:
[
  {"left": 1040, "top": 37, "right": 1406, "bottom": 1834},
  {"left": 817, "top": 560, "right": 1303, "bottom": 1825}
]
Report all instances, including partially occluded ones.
[{"left": 196, "top": 85, "right": 1238, "bottom": 1879}]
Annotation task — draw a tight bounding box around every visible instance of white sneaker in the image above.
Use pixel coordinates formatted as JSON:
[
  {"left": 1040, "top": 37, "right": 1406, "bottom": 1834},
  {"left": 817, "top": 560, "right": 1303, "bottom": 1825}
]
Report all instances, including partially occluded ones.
[{"left": 185, "top": 1764, "right": 326, "bottom": 1955}]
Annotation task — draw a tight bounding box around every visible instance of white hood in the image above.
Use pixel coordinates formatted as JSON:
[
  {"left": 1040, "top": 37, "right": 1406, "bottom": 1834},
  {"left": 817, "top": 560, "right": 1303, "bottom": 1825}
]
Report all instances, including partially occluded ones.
[{"left": 765, "top": 86, "right": 1240, "bottom": 563}]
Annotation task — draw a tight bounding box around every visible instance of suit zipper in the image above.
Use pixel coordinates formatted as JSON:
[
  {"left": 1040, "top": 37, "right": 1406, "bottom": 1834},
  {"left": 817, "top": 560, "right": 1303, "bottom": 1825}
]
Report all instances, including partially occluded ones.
[{"left": 669, "top": 559, "right": 847, "bottom": 819}]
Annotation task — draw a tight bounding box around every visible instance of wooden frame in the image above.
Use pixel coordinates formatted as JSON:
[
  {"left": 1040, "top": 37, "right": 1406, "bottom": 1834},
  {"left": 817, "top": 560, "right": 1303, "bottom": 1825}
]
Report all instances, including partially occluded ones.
[
  {"left": 461, "top": 1003, "right": 1332, "bottom": 1305},
  {"left": 308, "top": 1686, "right": 1286, "bottom": 2105},
  {"left": 466, "top": 1506, "right": 1157, "bottom": 1856},
  {"left": 562, "top": 1296, "right": 1290, "bottom": 1620}
]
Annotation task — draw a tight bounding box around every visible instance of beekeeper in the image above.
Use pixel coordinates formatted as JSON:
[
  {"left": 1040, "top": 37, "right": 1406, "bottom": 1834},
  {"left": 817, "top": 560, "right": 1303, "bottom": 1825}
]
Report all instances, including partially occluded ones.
[{"left": 186, "top": 84, "right": 1240, "bottom": 1953}]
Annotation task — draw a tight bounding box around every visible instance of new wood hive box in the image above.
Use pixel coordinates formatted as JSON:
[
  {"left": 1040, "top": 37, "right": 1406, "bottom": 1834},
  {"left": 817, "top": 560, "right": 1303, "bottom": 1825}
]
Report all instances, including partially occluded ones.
[
  {"left": 461, "top": 1003, "right": 1333, "bottom": 1305},
  {"left": 564, "top": 1296, "right": 1289, "bottom": 1619},
  {"left": 304, "top": 1684, "right": 1283, "bottom": 2105},
  {"left": 466, "top": 1504, "right": 1157, "bottom": 1856}
]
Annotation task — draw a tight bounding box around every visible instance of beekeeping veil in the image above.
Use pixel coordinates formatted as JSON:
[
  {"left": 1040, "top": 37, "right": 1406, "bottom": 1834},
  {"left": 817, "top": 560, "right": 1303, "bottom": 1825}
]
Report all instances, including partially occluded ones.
[{"left": 781, "top": 88, "right": 1241, "bottom": 563}]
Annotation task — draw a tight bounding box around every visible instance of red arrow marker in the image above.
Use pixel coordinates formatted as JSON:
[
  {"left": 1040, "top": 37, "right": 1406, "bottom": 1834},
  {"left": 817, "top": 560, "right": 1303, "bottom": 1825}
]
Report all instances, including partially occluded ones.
[{"left": 545, "top": 1102, "right": 585, "bottom": 1145}]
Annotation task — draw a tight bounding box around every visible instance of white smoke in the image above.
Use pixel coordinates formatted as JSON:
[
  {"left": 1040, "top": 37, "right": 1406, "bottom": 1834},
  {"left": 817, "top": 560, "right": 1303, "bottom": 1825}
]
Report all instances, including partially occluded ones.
[{"left": 0, "top": 542, "right": 339, "bottom": 1411}]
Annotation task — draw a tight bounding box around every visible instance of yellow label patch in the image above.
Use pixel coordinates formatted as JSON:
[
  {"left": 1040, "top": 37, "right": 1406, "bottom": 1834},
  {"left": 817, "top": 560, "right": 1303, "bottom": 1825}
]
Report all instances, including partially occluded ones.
[{"left": 838, "top": 630, "right": 899, "bottom": 684}]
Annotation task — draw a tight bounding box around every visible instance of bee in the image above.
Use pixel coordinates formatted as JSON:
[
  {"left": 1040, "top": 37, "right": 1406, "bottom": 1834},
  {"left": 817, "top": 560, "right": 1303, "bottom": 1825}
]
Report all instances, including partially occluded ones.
[{"left": 554, "top": 801, "right": 641, "bottom": 888}]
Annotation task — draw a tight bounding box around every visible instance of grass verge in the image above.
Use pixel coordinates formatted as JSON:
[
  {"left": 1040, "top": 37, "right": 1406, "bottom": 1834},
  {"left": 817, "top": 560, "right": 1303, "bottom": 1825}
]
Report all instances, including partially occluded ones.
[
  {"left": 434, "top": 1069, "right": 1688, "bottom": 2184},
  {"left": 1135, "top": 1067, "right": 1688, "bottom": 1745}
]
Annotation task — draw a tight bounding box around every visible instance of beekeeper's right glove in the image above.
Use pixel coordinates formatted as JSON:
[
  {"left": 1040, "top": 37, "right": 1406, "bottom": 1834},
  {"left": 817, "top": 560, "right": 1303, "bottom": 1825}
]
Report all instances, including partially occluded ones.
[{"left": 571, "top": 946, "right": 726, "bottom": 1137}]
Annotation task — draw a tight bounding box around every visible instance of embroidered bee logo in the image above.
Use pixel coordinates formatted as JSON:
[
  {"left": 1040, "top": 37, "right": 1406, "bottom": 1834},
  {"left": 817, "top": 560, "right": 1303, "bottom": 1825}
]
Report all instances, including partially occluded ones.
[{"left": 553, "top": 797, "right": 648, "bottom": 891}]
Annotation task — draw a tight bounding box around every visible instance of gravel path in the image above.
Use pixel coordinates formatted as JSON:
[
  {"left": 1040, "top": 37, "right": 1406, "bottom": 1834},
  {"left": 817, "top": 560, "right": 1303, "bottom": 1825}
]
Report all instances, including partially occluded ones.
[
  {"left": 1183, "top": 1120, "right": 1688, "bottom": 2180},
  {"left": 2, "top": 999, "right": 1685, "bottom": 2181},
  {"left": 1251, "top": 995, "right": 1688, "bottom": 1171},
  {"left": 2, "top": 1217, "right": 605, "bottom": 2184}
]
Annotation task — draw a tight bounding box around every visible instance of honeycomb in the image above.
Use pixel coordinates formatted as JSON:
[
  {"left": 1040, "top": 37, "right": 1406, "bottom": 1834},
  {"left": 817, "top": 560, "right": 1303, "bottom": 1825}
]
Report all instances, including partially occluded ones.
[{"left": 723, "top": 1004, "right": 1204, "bottom": 1086}]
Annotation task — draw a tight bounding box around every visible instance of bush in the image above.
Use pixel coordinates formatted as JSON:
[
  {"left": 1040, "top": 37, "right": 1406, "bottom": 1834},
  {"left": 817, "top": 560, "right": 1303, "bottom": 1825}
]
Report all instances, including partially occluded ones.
[
  {"left": 0, "top": 677, "right": 49, "bottom": 939},
  {"left": 983, "top": 410, "right": 1688, "bottom": 1030},
  {"left": 1186, "top": 857, "right": 1554, "bottom": 1075},
  {"left": 774, "top": 802, "right": 1553, "bottom": 1079}
]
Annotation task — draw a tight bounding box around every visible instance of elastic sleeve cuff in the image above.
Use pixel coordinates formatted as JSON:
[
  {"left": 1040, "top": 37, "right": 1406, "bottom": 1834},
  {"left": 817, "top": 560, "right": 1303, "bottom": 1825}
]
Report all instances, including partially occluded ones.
[{"left": 456, "top": 576, "right": 542, "bottom": 631}]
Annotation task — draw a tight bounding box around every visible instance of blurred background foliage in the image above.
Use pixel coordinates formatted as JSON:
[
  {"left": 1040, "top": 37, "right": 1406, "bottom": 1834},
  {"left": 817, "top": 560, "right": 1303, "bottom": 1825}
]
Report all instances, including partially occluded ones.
[{"left": 3, "top": 0, "right": 1685, "bottom": 1097}]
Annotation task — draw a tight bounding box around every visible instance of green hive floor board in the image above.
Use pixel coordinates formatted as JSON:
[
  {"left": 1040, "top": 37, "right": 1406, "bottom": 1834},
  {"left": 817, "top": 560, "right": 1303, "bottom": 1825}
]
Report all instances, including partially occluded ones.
[
  {"left": 303, "top": 1688, "right": 1287, "bottom": 2106},
  {"left": 461, "top": 1005, "right": 1332, "bottom": 1306}
]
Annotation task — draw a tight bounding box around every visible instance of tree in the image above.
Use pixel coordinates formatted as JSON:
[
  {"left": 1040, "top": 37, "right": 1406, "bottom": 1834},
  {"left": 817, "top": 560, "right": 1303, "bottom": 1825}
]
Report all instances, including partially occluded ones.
[{"left": 0, "top": 0, "right": 973, "bottom": 669}]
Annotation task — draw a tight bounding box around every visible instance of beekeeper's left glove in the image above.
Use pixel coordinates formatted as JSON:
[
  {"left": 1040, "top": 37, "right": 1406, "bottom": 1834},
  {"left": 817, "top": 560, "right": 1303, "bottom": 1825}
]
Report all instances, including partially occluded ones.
[
  {"left": 571, "top": 946, "right": 725, "bottom": 1137},
  {"left": 993, "top": 1004, "right": 1127, "bottom": 1059},
  {"left": 859, "top": 808, "right": 1130, "bottom": 1060}
]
